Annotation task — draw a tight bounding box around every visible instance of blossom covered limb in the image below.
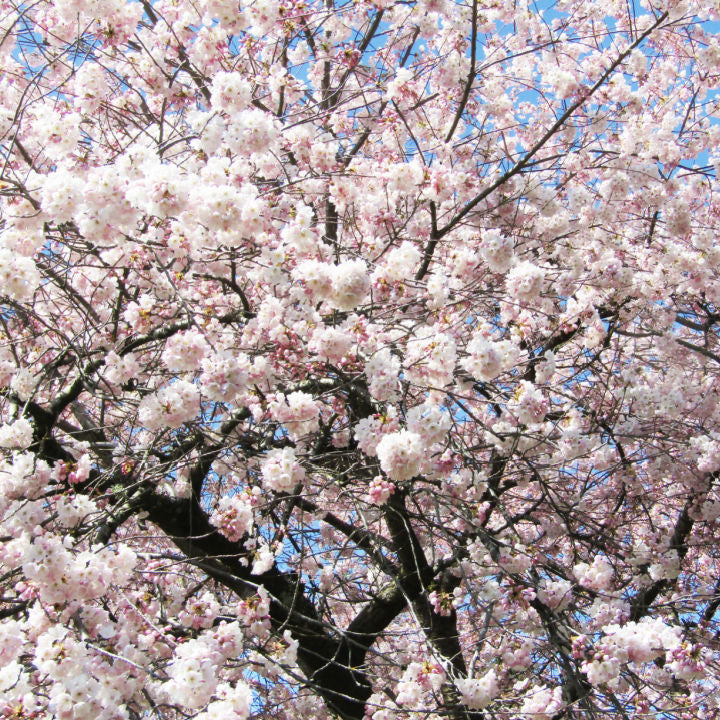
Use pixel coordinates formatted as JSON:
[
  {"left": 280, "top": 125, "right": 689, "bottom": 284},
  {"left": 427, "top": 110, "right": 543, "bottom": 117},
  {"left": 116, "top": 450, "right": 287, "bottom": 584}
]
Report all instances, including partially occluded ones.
[
  {"left": 433, "top": 9, "right": 671, "bottom": 242},
  {"left": 629, "top": 475, "right": 716, "bottom": 623}
]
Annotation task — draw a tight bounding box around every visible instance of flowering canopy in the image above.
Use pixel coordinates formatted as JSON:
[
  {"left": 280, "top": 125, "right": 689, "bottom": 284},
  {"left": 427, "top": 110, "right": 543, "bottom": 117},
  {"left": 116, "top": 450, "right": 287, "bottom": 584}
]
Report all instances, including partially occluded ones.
[{"left": 1, "top": 0, "right": 720, "bottom": 718}]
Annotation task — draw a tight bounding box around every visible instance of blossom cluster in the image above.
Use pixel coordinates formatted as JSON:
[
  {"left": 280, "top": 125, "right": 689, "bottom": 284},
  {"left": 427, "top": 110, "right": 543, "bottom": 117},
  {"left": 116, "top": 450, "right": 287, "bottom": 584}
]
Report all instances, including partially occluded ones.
[
  {"left": 376, "top": 430, "right": 425, "bottom": 482},
  {"left": 138, "top": 380, "right": 201, "bottom": 430},
  {"left": 210, "top": 493, "right": 254, "bottom": 542},
  {"left": 294, "top": 259, "right": 370, "bottom": 311},
  {"left": 260, "top": 447, "right": 305, "bottom": 493},
  {"left": 455, "top": 669, "right": 499, "bottom": 710},
  {"left": 582, "top": 619, "right": 682, "bottom": 686}
]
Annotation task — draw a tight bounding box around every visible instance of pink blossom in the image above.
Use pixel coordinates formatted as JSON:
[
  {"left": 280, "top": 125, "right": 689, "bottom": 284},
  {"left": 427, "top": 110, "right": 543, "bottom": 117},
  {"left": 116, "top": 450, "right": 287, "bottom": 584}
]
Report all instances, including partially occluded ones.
[
  {"left": 404, "top": 328, "right": 457, "bottom": 388},
  {"left": 269, "top": 391, "right": 320, "bottom": 440},
  {"left": 574, "top": 556, "right": 613, "bottom": 592},
  {"left": 138, "top": 380, "right": 201, "bottom": 430},
  {"left": 505, "top": 261, "right": 546, "bottom": 303},
  {"left": 328, "top": 259, "right": 370, "bottom": 312},
  {"left": 455, "top": 669, "right": 499, "bottom": 710},
  {"left": 376, "top": 430, "right": 425, "bottom": 482},
  {"left": 210, "top": 72, "right": 253, "bottom": 114},
  {"left": 210, "top": 494, "right": 254, "bottom": 542},
  {"left": 519, "top": 685, "right": 564, "bottom": 719},
  {"left": 354, "top": 410, "right": 399, "bottom": 457},
  {"left": 260, "top": 447, "right": 305, "bottom": 493},
  {"left": 0, "top": 418, "right": 33, "bottom": 449},
  {"left": 364, "top": 348, "right": 400, "bottom": 402},
  {"left": 367, "top": 476, "right": 395, "bottom": 505}
]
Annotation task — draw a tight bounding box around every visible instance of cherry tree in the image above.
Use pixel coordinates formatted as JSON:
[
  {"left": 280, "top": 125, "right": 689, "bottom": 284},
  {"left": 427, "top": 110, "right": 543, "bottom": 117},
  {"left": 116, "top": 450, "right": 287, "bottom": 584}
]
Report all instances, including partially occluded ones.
[{"left": 2, "top": 0, "right": 720, "bottom": 717}]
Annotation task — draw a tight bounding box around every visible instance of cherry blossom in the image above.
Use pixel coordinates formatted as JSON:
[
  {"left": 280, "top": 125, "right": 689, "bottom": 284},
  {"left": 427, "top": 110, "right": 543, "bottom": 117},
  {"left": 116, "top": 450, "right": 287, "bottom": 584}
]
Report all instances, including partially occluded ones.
[{"left": 1, "top": 0, "right": 720, "bottom": 719}]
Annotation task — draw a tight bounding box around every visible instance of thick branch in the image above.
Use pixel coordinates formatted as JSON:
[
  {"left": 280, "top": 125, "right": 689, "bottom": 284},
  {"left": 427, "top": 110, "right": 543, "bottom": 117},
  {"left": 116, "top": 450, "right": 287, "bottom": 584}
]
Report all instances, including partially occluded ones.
[
  {"left": 384, "top": 492, "right": 467, "bottom": 677},
  {"left": 142, "top": 491, "right": 373, "bottom": 720}
]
